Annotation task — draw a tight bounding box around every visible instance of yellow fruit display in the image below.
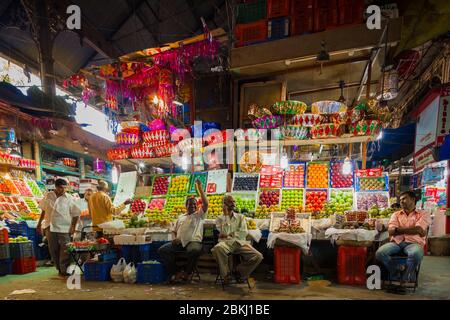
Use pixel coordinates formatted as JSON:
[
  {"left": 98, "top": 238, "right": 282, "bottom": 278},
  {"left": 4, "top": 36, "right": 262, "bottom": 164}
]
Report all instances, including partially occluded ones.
[
  {"left": 246, "top": 219, "right": 257, "bottom": 230},
  {"left": 169, "top": 175, "right": 190, "bottom": 195},
  {"left": 255, "top": 205, "right": 280, "bottom": 219},
  {"left": 207, "top": 194, "right": 224, "bottom": 219}
]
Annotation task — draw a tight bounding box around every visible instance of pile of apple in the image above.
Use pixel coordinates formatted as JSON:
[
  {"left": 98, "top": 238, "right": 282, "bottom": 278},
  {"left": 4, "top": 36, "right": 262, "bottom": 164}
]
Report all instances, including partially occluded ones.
[
  {"left": 255, "top": 205, "right": 280, "bottom": 219},
  {"left": 305, "top": 191, "right": 327, "bottom": 212},
  {"left": 284, "top": 165, "right": 305, "bottom": 188},
  {"left": 307, "top": 163, "right": 329, "bottom": 189},
  {"left": 23, "top": 197, "right": 40, "bottom": 214},
  {"left": 27, "top": 180, "right": 43, "bottom": 197},
  {"left": 152, "top": 176, "right": 170, "bottom": 196},
  {"left": 359, "top": 177, "right": 385, "bottom": 191},
  {"left": 169, "top": 175, "right": 189, "bottom": 195},
  {"left": 322, "top": 190, "right": 353, "bottom": 215},
  {"left": 259, "top": 190, "right": 280, "bottom": 207},
  {"left": 234, "top": 196, "right": 256, "bottom": 212},
  {"left": 148, "top": 198, "right": 165, "bottom": 210},
  {"left": 13, "top": 180, "right": 33, "bottom": 196},
  {"left": 281, "top": 189, "right": 304, "bottom": 211},
  {"left": 164, "top": 196, "right": 186, "bottom": 214},
  {"left": 207, "top": 194, "right": 224, "bottom": 218},
  {"left": 330, "top": 162, "right": 353, "bottom": 188},
  {"left": 130, "top": 199, "right": 147, "bottom": 214}
]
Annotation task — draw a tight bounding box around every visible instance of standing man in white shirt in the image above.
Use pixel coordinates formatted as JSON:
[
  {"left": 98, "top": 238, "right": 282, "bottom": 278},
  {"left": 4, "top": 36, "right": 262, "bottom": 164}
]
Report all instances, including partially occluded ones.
[
  {"left": 212, "top": 195, "right": 263, "bottom": 286},
  {"left": 158, "top": 180, "right": 208, "bottom": 283},
  {"left": 38, "top": 178, "right": 81, "bottom": 277}
]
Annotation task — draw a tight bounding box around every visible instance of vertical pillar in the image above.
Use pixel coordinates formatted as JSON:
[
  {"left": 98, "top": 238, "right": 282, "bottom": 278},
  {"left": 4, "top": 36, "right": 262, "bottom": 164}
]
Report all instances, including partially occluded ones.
[
  {"left": 79, "top": 157, "right": 85, "bottom": 178},
  {"left": 33, "top": 141, "right": 42, "bottom": 181},
  {"left": 361, "top": 142, "right": 367, "bottom": 169}
]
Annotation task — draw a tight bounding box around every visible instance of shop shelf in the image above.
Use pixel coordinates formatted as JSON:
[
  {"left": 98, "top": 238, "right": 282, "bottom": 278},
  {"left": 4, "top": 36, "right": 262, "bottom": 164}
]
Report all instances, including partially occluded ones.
[
  {"left": 236, "top": 0, "right": 267, "bottom": 24},
  {"left": 235, "top": 20, "right": 268, "bottom": 47},
  {"left": 0, "top": 258, "right": 12, "bottom": 276},
  {"left": 274, "top": 246, "right": 301, "bottom": 284},
  {"left": 10, "top": 242, "right": 34, "bottom": 258},
  {"left": 136, "top": 262, "right": 167, "bottom": 284},
  {"left": 337, "top": 245, "right": 367, "bottom": 285},
  {"left": 84, "top": 261, "right": 113, "bottom": 281},
  {"left": 268, "top": 0, "right": 291, "bottom": 18},
  {"left": 0, "top": 228, "right": 8, "bottom": 244},
  {"left": 12, "top": 256, "right": 36, "bottom": 274},
  {"left": 0, "top": 244, "right": 10, "bottom": 259},
  {"left": 269, "top": 16, "right": 291, "bottom": 39}
]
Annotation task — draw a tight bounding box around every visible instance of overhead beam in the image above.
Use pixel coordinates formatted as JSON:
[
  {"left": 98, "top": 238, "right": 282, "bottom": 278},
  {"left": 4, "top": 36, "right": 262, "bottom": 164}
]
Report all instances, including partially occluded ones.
[
  {"left": 126, "top": 0, "right": 161, "bottom": 45},
  {"left": 52, "top": 0, "right": 122, "bottom": 59}
]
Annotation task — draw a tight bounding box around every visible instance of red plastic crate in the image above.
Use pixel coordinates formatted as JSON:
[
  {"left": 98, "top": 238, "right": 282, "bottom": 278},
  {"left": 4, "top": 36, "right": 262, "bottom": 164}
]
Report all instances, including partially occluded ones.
[
  {"left": 268, "top": 0, "right": 291, "bottom": 18},
  {"left": 235, "top": 20, "right": 268, "bottom": 47},
  {"left": 314, "top": 0, "right": 338, "bottom": 32},
  {"left": 12, "top": 256, "right": 36, "bottom": 274},
  {"left": 337, "top": 246, "right": 367, "bottom": 285},
  {"left": 274, "top": 246, "right": 301, "bottom": 284},
  {"left": 290, "top": 0, "right": 314, "bottom": 35},
  {"left": 0, "top": 228, "right": 8, "bottom": 244}
]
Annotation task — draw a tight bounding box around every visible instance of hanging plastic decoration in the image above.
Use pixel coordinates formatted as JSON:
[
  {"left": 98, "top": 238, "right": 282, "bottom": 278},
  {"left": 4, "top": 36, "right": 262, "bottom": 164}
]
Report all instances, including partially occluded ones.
[
  {"left": 158, "top": 68, "right": 174, "bottom": 117},
  {"left": 82, "top": 86, "right": 96, "bottom": 104},
  {"left": 93, "top": 158, "right": 106, "bottom": 173},
  {"left": 105, "top": 94, "right": 118, "bottom": 110},
  {"left": 63, "top": 74, "right": 87, "bottom": 88}
]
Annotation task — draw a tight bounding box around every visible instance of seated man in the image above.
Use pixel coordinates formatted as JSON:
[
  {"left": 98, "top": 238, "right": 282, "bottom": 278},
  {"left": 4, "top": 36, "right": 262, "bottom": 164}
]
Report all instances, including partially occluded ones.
[
  {"left": 376, "top": 190, "right": 430, "bottom": 286},
  {"left": 158, "top": 180, "right": 208, "bottom": 283},
  {"left": 211, "top": 195, "right": 263, "bottom": 286}
]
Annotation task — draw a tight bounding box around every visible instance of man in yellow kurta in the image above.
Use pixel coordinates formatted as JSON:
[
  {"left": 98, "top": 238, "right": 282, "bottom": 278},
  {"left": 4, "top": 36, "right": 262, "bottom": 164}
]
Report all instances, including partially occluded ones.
[{"left": 88, "top": 180, "right": 131, "bottom": 232}]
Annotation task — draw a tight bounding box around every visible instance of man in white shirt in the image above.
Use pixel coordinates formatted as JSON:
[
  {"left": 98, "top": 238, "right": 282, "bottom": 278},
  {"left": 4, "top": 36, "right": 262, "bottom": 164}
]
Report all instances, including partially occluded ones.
[
  {"left": 39, "top": 178, "right": 81, "bottom": 277},
  {"left": 158, "top": 180, "right": 208, "bottom": 283},
  {"left": 212, "top": 195, "right": 263, "bottom": 286}
]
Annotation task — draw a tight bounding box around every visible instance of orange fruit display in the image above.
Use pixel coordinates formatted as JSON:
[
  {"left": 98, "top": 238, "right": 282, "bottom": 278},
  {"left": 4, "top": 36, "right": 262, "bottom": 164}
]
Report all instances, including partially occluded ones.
[{"left": 306, "top": 163, "right": 329, "bottom": 189}]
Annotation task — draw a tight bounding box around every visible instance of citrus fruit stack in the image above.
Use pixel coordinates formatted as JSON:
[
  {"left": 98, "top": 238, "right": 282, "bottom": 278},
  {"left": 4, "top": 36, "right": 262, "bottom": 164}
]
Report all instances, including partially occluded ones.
[
  {"left": 307, "top": 163, "right": 329, "bottom": 189},
  {"left": 207, "top": 194, "right": 224, "bottom": 218},
  {"left": 169, "top": 175, "right": 189, "bottom": 195}
]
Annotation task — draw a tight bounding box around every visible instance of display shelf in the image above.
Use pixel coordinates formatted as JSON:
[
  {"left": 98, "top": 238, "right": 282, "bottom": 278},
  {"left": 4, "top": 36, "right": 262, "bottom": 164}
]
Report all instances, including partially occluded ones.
[
  {"left": 41, "top": 163, "right": 80, "bottom": 176},
  {"left": 0, "top": 163, "right": 36, "bottom": 171}
]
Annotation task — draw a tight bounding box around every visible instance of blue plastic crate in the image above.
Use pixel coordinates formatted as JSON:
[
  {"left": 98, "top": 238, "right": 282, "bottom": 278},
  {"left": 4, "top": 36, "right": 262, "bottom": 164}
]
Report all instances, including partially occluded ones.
[
  {"left": 99, "top": 251, "right": 118, "bottom": 263},
  {"left": 0, "top": 258, "right": 12, "bottom": 276},
  {"left": 84, "top": 261, "right": 113, "bottom": 281},
  {"left": 119, "top": 244, "right": 153, "bottom": 264},
  {"left": 10, "top": 242, "right": 34, "bottom": 258},
  {"left": 268, "top": 17, "right": 290, "bottom": 40},
  {"left": 6, "top": 221, "right": 29, "bottom": 236},
  {"left": 261, "top": 229, "right": 270, "bottom": 238},
  {"left": 136, "top": 262, "right": 167, "bottom": 284},
  {"left": 0, "top": 244, "right": 10, "bottom": 259}
]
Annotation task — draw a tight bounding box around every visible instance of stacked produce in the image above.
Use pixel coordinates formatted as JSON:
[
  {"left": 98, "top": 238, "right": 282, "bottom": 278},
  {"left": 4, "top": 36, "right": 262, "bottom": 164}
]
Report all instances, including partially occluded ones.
[
  {"left": 280, "top": 189, "right": 304, "bottom": 212},
  {"left": 259, "top": 190, "right": 280, "bottom": 207},
  {"left": 259, "top": 166, "right": 283, "bottom": 188},
  {"left": 130, "top": 199, "right": 147, "bottom": 214},
  {"left": 368, "top": 206, "right": 394, "bottom": 218},
  {"left": 246, "top": 219, "right": 257, "bottom": 230},
  {"left": 305, "top": 191, "right": 327, "bottom": 213},
  {"left": 22, "top": 197, "right": 40, "bottom": 214},
  {"left": 4, "top": 179, "right": 20, "bottom": 194},
  {"left": 358, "top": 177, "right": 386, "bottom": 191},
  {"left": 168, "top": 175, "right": 189, "bottom": 195},
  {"left": 26, "top": 180, "right": 43, "bottom": 197},
  {"left": 144, "top": 209, "right": 173, "bottom": 226},
  {"left": 147, "top": 198, "right": 165, "bottom": 210},
  {"left": 207, "top": 194, "right": 224, "bottom": 218},
  {"left": 234, "top": 196, "right": 256, "bottom": 213},
  {"left": 152, "top": 176, "right": 170, "bottom": 196},
  {"left": 322, "top": 190, "right": 353, "bottom": 215},
  {"left": 306, "top": 163, "right": 329, "bottom": 189},
  {"left": 283, "top": 164, "right": 305, "bottom": 188},
  {"left": 233, "top": 175, "right": 259, "bottom": 192},
  {"left": 125, "top": 215, "right": 148, "bottom": 228},
  {"left": 330, "top": 162, "right": 353, "bottom": 188},
  {"left": 356, "top": 193, "right": 389, "bottom": 210},
  {"left": 164, "top": 196, "right": 186, "bottom": 216}
]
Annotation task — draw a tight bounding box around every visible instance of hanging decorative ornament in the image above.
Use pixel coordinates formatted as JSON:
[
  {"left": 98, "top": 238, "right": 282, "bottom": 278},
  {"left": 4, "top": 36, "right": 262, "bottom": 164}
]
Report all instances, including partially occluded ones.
[{"left": 93, "top": 158, "right": 106, "bottom": 173}]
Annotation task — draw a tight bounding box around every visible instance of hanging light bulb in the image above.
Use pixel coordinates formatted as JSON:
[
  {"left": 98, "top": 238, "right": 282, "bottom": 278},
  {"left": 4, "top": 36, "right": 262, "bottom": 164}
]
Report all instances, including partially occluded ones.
[
  {"left": 377, "top": 130, "right": 383, "bottom": 140},
  {"left": 342, "top": 157, "right": 352, "bottom": 175},
  {"left": 153, "top": 95, "right": 159, "bottom": 105},
  {"left": 280, "top": 151, "right": 289, "bottom": 170},
  {"left": 111, "top": 165, "right": 119, "bottom": 184}
]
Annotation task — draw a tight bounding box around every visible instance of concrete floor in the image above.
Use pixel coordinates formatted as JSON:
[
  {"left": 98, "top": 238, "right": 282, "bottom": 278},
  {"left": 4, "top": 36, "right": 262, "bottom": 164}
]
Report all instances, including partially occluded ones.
[{"left": 1, "top": 256, "right": 449, "bottom": 300}]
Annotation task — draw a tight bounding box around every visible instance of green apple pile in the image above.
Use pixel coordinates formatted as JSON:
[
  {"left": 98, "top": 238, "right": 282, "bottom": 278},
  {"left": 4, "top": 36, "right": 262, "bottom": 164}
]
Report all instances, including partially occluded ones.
[
  {"left": 322, "top": 190, "right": 353, "bottom": 215},
  {"left": 27, "top": 180, "right": 43, "bottom": 197},
  {"left": 9, "top": 236, "right": 30, "bottom": 243},
  {"left": 281, "top": 189, "right": 304, "bottom": 212},
  {"left": 234, "top": 196, "right": 256, "bottom": 213}
]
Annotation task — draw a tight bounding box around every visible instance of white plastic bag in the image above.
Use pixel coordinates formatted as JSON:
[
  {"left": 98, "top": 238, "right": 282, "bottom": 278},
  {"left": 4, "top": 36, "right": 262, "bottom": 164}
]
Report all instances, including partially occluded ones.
[
  {"left": 123, "top": 262, "right": 137, "bottom": 284},
  {"left": 110, "top": 257, "right": 127, "bottom": 283}
]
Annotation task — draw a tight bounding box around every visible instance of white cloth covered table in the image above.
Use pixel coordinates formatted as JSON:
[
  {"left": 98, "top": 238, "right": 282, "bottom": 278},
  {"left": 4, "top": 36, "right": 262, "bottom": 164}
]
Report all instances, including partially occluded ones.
[
  {"left": 267, "top": 232, "right": 312, "bottom": 254},
  {"left": 247, "top": 229, "right": 262, "bottom": 243},
  {"left": 325, "top": 228, "right": 379, "bottom": 243}
]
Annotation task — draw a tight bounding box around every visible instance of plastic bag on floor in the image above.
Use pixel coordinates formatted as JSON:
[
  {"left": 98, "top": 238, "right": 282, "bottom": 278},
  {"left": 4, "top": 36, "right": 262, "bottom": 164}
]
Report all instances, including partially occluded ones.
[
  {"left": 123, "top": 262, "right": 137, "bottom": 284},
  {"left": 110, "top": 257, "right": 127, "bottom": 282}
]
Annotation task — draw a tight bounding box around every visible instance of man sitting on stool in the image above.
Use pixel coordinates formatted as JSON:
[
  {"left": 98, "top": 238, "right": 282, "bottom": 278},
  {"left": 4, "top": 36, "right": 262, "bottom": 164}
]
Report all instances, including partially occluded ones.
[
  {"left": 376, "top": 190, "right": 430, "bottom": 288},
  {"left": 158, "top": 179, "right": 208, "bottom": 283},
  {"left": 212, "top": 195, "right": 263, "bottom": 287}
]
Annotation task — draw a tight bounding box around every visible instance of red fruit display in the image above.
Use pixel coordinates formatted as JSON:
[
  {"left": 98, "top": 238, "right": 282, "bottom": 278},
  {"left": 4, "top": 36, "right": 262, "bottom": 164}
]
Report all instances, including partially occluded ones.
[
  {"left": 13, "top": 180, "right": 33, "bottom": 197},
  {"left": 259, "top": 190, "right": 280, "bottom": 207},
  {"left": 152, "top": 176, "right": 170, "bottom": 196},
  {"left": 148, "top": 198, "right": 165, "bottom": 210},
  {"left": 130, "top": 199, "right": 147, "bottom": 214},
  {"left": 330, "top": 162, "right": 353, "bottom": 188},
  {"left": 305, "top": 191, "right": 327, "bottom": 212},
  {"left": 283, "top": 164, "right": 305, "bottom": 188},
  {"left": 259, "top": 165, "right": 283, "bottom": 188}
]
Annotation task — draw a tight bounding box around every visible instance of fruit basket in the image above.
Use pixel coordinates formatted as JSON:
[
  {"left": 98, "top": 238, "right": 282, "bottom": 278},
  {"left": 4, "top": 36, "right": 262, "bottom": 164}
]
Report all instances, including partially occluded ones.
[
  {"left": 280, "top": 125, "right": 309, "bottom": 139},
  {"left": 252, "top": 115, "right": 283, "bottom": 129},
  {"left": 290, "top": 114, "right": 324, "bottom": 127},
  {"left": 271, "top": 100, "right": 307, "bottom": 115},
  {"left": 349, "top": 120, "right": 382, "bottom": 137},
  {"left": 330, "top": 161, "right": 354, "bottom": 188},
  {"left": 239, "top": 151, "right": 263, "bottom": 173},
  {"left": 116, "top": 132, "right": 140, "bottom": 145},
  {"left": 311, "top": 100, "right": 348, "bottom": 114},
  {"left": 283, "top": 163, "right": 306, "bottom": 188},
  {"left": 232, "top": 173, "right": 260, "bottom": 193},
  {"left": 305, "top": 190, "right": 328, "bottom": 213},
  {"left": 168, "top": 174, "right": 190, "bottom": 195},
  {"left": 188, "top": 172, "right": 208, "bottom": 194},
  {"left": 151, "top": 175, "right": 171, "bottom": 196},
  {"left": 310, "top": 123, "right": 344, "bottom": 139},
  {"left": 259, "top": 165, "right": 283, "bottom": 188},
  {"left": 306, "top": 162, "right": 329, "bottom": 189},
  {"left": 356, "top": 174, "right": 388, "bottom": 192},
  {"left": 280, "top": 189, "right": 304, "bottom": 212}
]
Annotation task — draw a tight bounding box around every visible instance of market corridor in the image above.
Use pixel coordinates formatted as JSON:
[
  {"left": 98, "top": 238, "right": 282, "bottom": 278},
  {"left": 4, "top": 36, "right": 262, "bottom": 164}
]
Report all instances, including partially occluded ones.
[{"left": 1, "top": 256, "right": 449, "bottom": 300}]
